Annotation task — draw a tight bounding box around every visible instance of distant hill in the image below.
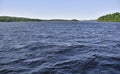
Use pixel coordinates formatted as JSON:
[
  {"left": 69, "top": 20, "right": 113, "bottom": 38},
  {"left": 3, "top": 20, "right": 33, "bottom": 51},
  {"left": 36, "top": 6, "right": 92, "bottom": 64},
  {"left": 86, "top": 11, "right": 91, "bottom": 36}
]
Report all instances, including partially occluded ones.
[
  {"left": 97, "top": 12, "right": 120, "bottom": 22},
  {"left": 46, "top": 19, "right": 79, "bottom": 22},
  {"left": 0, "top": 16, "right": 79, "bottom": 22},
  {"left": 0, "top": 16, "right": 42, "bottom": 22}
]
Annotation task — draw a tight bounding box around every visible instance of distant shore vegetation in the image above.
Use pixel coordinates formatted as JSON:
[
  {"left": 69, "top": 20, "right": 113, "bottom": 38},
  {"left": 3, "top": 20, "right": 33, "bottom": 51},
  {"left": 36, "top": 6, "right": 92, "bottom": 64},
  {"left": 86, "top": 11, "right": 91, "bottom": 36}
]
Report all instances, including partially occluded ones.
[
  {"left": 1, "top": 12, "right": 120, "bottom": 22},
  {"left": 0, "top": 16, "right": 79, "bottom": 22},
  {"left": 97, "top": 12, "right": 120, "bottom": 22},
  {"left": 0, "top": 16, "right": 42, "bottom": 22}
]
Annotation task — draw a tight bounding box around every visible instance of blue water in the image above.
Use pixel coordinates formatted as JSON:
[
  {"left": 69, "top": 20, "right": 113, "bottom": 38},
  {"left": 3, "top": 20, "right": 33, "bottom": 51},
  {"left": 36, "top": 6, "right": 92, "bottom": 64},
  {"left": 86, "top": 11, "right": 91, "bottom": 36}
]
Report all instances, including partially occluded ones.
[{"left": 0, "top": 21, "right": 120, "bottom": 74}]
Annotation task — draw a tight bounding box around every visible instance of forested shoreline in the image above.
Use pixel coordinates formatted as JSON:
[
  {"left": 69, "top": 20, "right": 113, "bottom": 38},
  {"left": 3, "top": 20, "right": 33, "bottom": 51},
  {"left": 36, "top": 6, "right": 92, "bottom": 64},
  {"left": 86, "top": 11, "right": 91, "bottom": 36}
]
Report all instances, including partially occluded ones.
[
  {"left": 0, "top": 16, "right": 42, "bottom": 22},
  {"left": 97, "top": 12, "right": 120, "bottom": 22},
  {"left": 0, "top": 16, "right": 79, "bottom": 22},
  {"left": 1, "top": 12, "right": 120, "bottom": 22}
]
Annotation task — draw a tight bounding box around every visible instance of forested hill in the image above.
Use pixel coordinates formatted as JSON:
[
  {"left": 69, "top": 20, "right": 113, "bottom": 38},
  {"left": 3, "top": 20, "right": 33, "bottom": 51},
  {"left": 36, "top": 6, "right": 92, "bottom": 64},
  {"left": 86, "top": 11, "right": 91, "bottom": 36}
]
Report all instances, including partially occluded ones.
[
  {"left": 97, "top": 12, "right": 120, "bottom": 22},
  {"left": 0, "top": 16, "right": 79, "bottom": 22},
  {"left": 0, "top": 16, "right": 42, "bottom": 22}
]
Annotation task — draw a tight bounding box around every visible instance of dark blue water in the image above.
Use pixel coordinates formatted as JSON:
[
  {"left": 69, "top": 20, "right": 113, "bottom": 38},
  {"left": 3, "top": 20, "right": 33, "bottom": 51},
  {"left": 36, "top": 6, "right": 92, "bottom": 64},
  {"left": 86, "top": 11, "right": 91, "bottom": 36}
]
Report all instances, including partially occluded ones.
[{"left": 0, "top": 21, "right": 120, "bottom": 74}]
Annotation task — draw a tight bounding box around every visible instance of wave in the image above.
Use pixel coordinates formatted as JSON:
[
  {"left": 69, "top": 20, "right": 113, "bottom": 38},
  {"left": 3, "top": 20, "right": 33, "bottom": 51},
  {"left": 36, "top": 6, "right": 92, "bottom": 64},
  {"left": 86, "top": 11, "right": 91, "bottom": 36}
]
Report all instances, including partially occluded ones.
[
  {"left": 0, "top": 22, "right": 120, "bottom": 74},
  {"left": 1, "top": 41, "right": 120, "bottom": 74}
]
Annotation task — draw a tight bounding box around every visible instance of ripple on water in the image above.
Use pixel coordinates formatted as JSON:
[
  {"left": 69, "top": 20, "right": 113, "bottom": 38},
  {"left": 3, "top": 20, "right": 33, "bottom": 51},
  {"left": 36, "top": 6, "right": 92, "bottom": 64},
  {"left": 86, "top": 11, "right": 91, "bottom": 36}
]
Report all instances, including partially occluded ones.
[{"left": 0, "top": 22, "right": 120, "bottom": 74}]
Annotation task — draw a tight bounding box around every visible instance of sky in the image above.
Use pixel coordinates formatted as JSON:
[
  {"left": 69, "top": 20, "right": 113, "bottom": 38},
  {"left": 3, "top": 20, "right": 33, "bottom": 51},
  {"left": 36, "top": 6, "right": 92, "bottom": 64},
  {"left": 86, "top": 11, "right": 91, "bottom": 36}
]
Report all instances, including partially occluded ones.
[{"left": 0, "top": 0, "right": 120, "bottom": 20}]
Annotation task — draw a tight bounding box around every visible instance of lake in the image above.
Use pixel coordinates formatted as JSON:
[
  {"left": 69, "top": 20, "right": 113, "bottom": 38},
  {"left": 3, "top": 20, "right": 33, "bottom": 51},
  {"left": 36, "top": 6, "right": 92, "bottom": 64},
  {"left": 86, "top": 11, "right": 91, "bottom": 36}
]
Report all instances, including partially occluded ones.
[{"left": 0, "top": 21, "right": 120, "bottom": 74}]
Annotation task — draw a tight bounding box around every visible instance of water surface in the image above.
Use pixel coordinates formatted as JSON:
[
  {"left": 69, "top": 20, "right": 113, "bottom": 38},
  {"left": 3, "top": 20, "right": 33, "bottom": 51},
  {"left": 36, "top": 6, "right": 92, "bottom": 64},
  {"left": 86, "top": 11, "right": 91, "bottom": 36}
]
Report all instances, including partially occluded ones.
[{"left": 0, "top": 21, "right": 120, "bottom": 74}]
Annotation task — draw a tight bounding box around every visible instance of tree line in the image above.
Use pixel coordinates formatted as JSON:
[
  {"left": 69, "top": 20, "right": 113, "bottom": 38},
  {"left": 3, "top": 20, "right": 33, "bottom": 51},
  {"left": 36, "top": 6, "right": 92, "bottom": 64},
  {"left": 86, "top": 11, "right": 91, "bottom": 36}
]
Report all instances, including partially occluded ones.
[
  {"left": 0, "top": 16, "right": 79, "bottom": 22},
  {"left": 97, "top": 12, "right": 120, "bottom": 22},
  {"left": 0, "top": 16, "right": 42, "bottom": 22}
]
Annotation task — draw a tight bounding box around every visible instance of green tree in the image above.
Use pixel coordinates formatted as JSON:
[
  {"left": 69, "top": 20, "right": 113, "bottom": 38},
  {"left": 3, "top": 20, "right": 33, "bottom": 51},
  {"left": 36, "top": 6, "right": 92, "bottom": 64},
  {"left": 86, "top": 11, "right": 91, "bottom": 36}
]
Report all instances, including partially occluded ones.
[{"left": 97, "top": 12, "right": 120, "bottom": 22}]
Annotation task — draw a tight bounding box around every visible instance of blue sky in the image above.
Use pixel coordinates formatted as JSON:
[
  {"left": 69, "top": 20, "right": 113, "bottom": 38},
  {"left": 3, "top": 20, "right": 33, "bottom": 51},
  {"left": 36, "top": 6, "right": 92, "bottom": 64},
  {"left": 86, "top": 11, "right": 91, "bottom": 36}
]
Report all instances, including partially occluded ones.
[{"left": 0, "top": 0, "right": 120, "bottom": 20}]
